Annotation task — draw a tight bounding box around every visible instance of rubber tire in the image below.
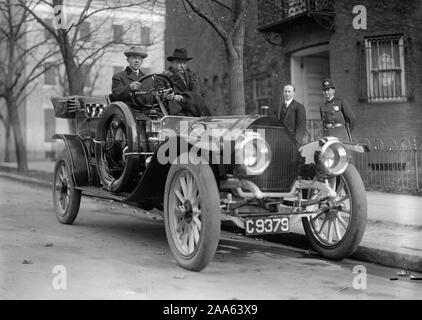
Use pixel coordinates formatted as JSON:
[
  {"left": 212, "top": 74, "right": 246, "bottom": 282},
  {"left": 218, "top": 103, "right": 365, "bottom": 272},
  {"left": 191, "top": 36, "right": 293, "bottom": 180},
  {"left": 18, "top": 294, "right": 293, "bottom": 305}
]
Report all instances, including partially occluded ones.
[
  {"left": 164, "top": 161, "right": 221, "bottom": 272},
  {"left": 95, "top": 103, "right": 140, "bottom": 192},
  {"left": 302, "top": 164, "right": 367, "bottom": 260},
  {"left": 53, "top": 151, "right": 81, "bottom": 225}
]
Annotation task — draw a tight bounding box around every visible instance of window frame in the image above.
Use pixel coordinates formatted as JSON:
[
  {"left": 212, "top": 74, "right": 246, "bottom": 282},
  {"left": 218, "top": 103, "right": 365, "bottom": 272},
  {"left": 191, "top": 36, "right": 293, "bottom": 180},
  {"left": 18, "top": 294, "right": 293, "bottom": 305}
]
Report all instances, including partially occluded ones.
[
  {"left": 79, "top": 21, "right": 91, "bottom": 41},
  {"left": 80, "top": 65, "right": 91, "bottom": 88},
  {"left": 44, "top": 63, "right": 56, "bottom": 86},
  {"left": 364, "top": 35, "right": 406, "bottom": 103},
  {"left": 112, "top": 24, "right": 124, "bottom": 43},
  {"left": 252, "top": 74, "right": 272, "bottom": 109},
  {"left": 44, "top": 108, "right": 56, "bottom": 142},
  {"left": 140, "top": 26, "right": 151, "bottom": 46}
]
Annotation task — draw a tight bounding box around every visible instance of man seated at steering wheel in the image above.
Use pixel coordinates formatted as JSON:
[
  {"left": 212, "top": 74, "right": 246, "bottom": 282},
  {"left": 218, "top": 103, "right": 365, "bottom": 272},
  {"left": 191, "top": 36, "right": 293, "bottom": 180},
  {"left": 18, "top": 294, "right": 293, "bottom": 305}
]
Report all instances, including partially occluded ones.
[
  {"left": 110, "top": 46, "right": 154, "bottom": 155},
  {"left": 111, "top": 46, "right": 175, "bottom": 115},
  {"left": 110, "top": 46, "right": 149, "bottom": 108}
]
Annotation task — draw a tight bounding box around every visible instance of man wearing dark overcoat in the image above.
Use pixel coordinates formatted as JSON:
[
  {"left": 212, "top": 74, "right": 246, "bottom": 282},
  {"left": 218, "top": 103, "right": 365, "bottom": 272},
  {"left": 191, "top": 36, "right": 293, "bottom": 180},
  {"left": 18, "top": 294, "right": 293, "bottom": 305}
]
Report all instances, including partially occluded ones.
[
  {"left": 111, "top": 46, "right": 147, "bottom": 107},
  {"left": 320, "top": 79, "right": 356, "bottom": 142},
  {"left": 163, "top": 48, "right": 213, "bottom": 116},
  {"left": 110, "top": 46, "right": 150, "bottom": 153},
  {"left": 278, "top": 84, "right": 307, "bottom": 144}
]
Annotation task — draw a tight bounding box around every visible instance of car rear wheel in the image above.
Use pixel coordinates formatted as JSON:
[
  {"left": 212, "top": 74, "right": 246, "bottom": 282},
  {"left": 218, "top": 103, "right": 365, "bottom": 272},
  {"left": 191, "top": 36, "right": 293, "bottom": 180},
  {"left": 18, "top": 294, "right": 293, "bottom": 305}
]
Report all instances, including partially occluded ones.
[
  {"left": 95, "top": 102, "right": 141, "bottom": 192},
  {"left": 302, "top": 164, "right": 367, "bottom": 259},
  {"left": 164, "top": 161, "right": 221, "bottom": 271},
  {"left": 53, "top": 151, "right": 81, "bottom": 225}
]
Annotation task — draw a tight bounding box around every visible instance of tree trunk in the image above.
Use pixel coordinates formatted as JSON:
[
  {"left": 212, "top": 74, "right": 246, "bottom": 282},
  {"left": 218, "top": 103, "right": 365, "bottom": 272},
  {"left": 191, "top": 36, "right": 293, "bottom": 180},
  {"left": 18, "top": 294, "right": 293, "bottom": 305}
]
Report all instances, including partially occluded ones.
[
  {"left": 4, "top": 119, "right": 11, "bottom": 162},
  {"left": 226, "top": 51, "right": 246, "bottom": 115},
  {"left": 224, "top": 3, "right": 247, "bottom": 115},
  {"left": 59, "top": 38, "right": 84, "bottom": 133},
  {"left": 7, "top": 97, "right": 28, "bottom": 174}
]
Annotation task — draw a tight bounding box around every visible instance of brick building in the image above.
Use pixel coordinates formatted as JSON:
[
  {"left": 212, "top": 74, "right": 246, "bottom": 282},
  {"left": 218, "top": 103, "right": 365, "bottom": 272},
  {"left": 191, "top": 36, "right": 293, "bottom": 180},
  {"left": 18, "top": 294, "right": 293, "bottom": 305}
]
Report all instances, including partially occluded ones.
[{"left": 166, "top": 0, "right": 422, "bottom": 142}]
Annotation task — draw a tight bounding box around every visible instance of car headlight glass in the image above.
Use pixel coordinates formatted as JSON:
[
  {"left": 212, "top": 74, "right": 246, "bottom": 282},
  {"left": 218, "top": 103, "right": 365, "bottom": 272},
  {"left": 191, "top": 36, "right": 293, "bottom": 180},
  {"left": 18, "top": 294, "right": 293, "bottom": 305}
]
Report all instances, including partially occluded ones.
[
  {"left": 243, "top": 140, "right": 258, "bottom": 167},
  {"left": 319, "top": 140, "right": 348, "bottom": 175},
  {"left": 235, "top": 132, "right": 271, "bottom": 176}
]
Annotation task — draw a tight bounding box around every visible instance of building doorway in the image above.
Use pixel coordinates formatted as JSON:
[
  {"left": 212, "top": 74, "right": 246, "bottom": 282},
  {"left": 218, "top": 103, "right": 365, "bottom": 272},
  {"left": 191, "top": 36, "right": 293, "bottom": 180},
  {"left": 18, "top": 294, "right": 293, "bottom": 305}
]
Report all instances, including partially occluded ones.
[{"left": 291, "top": 44, "right": 330, "bottom": 140}]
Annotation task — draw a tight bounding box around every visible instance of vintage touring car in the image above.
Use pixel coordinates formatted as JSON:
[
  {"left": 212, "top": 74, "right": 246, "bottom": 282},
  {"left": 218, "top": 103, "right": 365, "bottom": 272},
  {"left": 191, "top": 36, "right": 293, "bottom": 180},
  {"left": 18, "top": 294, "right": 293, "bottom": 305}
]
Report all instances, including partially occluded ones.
[{"left": 51, "top": 74, "right": 368, "bottom": 271}]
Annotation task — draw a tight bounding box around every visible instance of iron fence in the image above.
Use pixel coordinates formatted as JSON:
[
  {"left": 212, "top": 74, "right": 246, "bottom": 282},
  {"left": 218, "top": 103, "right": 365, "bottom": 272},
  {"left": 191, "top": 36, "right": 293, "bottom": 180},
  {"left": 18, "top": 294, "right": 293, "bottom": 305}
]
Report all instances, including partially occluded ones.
[
  {"left": 305, "top": 120, "right": 421, "bottom": 193},
  {"left": 352, "top": 137, "right": 421, "bottom": 193}
]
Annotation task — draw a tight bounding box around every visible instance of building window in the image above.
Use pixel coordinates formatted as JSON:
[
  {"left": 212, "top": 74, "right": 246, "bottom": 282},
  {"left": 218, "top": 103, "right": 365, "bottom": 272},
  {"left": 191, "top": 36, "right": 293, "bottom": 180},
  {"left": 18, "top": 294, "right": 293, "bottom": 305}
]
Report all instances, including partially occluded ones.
[
  {"left": 44, "top": 109, "right": 55, "bottom": 142},
  {"left": 365, "top": 35, "right": 406, "bottom": 102},
  {"left": 44, "top": 63, "right": 56, "bottom": 85},
  {"left": 80, "top": 65, "right": 91, "bottom": 87},
  {"left": 44, "top": 19, "right": 53, "bottom": 40},
  {"left": 253, "top": 75, "right": 272, "bottom": 108},
  {"left": 142, "top": 67, "right": 151, "bottom": 75},
  {"left": 113, "top": 66, "right": 124, "bottom": 74},
  {"left": 79, "top": 22, "right": 90, "bottom": 40},
  {"left": 140, "top": 26, "right": 151, "bottom": 45},
  {"left": 112, "top": 24, "right": 123, "bottom": 43}
]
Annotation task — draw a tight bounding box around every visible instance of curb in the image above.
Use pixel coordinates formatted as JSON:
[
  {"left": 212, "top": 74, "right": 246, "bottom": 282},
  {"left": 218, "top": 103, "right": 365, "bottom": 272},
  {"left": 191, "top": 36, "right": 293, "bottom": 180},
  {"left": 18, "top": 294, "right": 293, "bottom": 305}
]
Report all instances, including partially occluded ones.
[
  {"left": 0, "top": 171, "right": 52, "bottom": 189},
  {"left": 352, "top": 246, "right": 422, "bottom": 273},
  {"left": 1, "top": 170, "right": 421, "bottom": 273}
]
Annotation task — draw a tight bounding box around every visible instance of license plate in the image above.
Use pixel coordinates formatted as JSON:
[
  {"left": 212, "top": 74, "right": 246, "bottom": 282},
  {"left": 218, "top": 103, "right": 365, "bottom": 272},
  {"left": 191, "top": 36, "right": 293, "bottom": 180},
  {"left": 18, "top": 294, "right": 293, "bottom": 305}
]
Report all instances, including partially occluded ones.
[{"left": 245, "top": 216, "right": 289, "bottom": 236}]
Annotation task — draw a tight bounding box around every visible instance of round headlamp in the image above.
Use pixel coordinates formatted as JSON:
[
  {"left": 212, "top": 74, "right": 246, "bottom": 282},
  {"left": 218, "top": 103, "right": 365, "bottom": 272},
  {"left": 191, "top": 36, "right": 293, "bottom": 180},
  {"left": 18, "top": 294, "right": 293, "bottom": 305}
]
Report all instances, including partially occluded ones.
[
  {"left": 235, "top": 132, "right": 271, "bottom": 176},
  {"left": 318, "top": 140, "right": 348, "bottom": 175}
]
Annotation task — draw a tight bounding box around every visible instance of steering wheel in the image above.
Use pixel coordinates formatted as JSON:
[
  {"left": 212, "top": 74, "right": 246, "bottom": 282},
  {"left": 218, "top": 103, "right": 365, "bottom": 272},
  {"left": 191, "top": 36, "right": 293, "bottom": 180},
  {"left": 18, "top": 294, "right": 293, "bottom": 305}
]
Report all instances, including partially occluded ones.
[{"left": 132, "top": 73, "right": 174, "bottom": 109}]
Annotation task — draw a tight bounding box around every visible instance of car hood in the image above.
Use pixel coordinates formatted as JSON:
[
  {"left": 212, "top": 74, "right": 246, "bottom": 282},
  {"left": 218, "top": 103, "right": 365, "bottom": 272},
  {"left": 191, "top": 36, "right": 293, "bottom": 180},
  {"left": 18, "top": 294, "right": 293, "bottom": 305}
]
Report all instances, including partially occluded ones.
[{"left": 160, "top": 115, "right": 276, "bottom": 151}]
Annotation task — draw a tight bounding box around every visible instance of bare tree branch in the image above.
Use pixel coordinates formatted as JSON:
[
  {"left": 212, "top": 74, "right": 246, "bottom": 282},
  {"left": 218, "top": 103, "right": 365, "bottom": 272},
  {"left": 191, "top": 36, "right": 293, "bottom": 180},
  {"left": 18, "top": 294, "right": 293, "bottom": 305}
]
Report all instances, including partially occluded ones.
[
  {"left": 229, "top": 0, "right": 248, "bottom": 38},
  {"left": 211, "top": 0, "right": 233, "bottom": 13},
  {"left": 183, "top": 0, "right": 228, "bottom": 40},
  {"left": 70, "top": 0, "right": 93, "bottom": 50},
  {"left": 17, "top": 0, "right": 60, "bottom": 42}
]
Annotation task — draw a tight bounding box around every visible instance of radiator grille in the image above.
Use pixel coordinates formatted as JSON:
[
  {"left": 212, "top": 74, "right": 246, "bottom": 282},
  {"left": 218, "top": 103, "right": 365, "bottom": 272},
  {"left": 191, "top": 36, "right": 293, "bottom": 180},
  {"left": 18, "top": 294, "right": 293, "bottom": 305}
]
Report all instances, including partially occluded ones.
[{"left": 248, "top": 126, "right": 298, "bottom": 192}]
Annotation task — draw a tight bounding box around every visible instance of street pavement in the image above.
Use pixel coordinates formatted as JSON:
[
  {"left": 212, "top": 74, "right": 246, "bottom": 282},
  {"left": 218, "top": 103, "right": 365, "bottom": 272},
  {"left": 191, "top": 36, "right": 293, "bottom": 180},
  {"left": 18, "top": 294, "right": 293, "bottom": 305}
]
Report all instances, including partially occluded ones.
[
  {"left": 0, "top": 177, "right": 421, "bottom": 299},
  {"left": 0, "top": 161, "right": 422, "bottom": 274}
]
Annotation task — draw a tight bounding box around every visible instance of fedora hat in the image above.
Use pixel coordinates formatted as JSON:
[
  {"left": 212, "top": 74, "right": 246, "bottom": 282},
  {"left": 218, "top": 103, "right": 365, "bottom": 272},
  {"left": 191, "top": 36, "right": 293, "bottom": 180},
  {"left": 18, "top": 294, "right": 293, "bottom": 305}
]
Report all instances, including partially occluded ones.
[
  {"left": 124, "top": 46, "right": 148, "bottom": 58},
  {"left": 167, "top": 48, "right": 192, "bottom": 62},
  {"left": 322, "top": 78, "right": 335, "bottom": 90}
]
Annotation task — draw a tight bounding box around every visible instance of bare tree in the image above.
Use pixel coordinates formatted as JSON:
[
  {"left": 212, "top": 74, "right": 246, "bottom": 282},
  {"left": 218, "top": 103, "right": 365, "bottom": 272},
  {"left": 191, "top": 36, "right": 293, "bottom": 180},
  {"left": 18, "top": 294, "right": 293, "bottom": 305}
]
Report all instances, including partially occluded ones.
[
  {"left": 20, "top": 0, "right": 161, "bottom": 96},
  {"left": 182, "top": 0, "right": 249, "bottom": 115},
  {"left": 0, "top": 0, "right": 59, "bottom": 173},
  {"left": 0, "top": 109, "right": 11, "bottom": 162}
]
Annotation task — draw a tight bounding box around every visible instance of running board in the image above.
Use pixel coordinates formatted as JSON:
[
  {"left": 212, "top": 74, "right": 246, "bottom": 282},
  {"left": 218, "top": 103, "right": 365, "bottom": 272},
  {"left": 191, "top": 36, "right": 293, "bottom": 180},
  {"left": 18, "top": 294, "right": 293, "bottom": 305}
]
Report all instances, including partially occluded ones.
[{"left": 77, "top": 186, "right": 131, "bottom": 203}]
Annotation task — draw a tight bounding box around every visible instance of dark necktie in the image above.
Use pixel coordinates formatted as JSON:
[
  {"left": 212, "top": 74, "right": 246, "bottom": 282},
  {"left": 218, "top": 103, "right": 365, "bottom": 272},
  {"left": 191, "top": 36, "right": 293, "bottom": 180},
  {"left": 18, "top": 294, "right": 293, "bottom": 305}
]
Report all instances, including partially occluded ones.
[{"left": 279, "top": 102, "right": 287, "bottom": 120}]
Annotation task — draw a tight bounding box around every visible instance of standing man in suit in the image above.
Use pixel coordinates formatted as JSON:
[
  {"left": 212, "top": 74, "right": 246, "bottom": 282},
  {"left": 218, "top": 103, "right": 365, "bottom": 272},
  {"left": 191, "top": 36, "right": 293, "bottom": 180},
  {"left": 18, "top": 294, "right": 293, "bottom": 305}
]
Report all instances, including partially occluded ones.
[
  {"left": 111, "top": 46, "right": 148, "bottom": 108},
  {"left": 320, "top": 79, "right": 356, "bottom": 142},
  {"left": 278, "top": 84, "right": 307, "bottom": 144}
]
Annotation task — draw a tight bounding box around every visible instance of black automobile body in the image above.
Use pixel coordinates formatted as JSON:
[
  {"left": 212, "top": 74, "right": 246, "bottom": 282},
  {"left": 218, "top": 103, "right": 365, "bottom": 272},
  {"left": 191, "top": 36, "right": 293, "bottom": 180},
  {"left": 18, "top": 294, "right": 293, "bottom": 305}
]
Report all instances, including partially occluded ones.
[{"left": 51, "top": 74, "right": 369, "bottom": 271}]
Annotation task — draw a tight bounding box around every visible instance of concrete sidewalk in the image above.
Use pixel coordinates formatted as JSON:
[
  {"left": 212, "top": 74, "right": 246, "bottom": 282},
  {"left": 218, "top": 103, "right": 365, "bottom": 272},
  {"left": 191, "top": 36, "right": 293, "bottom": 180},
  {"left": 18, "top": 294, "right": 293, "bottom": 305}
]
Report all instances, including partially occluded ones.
[{"left": 1, "top": 161, "right": 421, "bottom": 272}]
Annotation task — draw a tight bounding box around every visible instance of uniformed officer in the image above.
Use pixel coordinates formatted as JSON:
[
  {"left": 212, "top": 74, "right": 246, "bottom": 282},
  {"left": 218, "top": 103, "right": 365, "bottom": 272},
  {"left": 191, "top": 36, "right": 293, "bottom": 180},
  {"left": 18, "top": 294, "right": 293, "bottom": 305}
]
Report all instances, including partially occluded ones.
[{"left": 320, "top": 79, "right": 356, "bottom": 142}]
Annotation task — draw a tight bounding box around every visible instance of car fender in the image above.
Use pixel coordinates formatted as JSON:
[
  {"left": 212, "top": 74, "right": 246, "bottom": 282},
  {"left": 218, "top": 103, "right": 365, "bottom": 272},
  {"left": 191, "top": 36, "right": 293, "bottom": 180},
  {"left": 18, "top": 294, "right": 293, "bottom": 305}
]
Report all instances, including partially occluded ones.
[
  {"left": 126, "top": 135, "right": 219, "bottom": 204},
  {"left": 53, "top": 134, "right": 90, "bottom": 187}
]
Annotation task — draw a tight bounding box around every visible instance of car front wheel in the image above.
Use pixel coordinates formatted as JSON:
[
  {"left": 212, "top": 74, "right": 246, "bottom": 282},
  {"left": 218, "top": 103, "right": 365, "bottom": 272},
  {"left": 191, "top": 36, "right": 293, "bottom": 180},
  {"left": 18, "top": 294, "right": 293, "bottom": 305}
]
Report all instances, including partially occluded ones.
[
  {"left": 164, "top": 162, "right": 221, "bottom": 271},
  {"left": 302, "top": 164, "right": 367, "bottom": 259}
]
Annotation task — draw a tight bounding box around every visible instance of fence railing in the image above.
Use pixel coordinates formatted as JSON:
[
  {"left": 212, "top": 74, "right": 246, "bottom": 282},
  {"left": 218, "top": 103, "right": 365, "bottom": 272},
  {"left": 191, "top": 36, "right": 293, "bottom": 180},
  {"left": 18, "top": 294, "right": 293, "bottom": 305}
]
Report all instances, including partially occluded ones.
[
  {"left": 284, "top": 0, "right": 335, "bottom": 19},
  {"left": 352, "top": 137, "right": 421, "bottom": 193},
  {"left": 305, "top": 120, "right": 421, "bottom": 193}
]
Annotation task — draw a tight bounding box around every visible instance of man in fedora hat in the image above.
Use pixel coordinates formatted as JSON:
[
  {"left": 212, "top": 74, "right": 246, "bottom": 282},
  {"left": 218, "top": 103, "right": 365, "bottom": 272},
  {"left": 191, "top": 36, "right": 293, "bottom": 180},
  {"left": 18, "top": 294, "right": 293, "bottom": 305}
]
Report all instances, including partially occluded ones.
[
  {"left": 320, "top": 78, "right": 356, "bottom": 142},
  {"left": 111, "top": 46, "right": 148, "bottom": 107},
  {"left": 163, "top": 48, "right": 214, "bottom": 116}
]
